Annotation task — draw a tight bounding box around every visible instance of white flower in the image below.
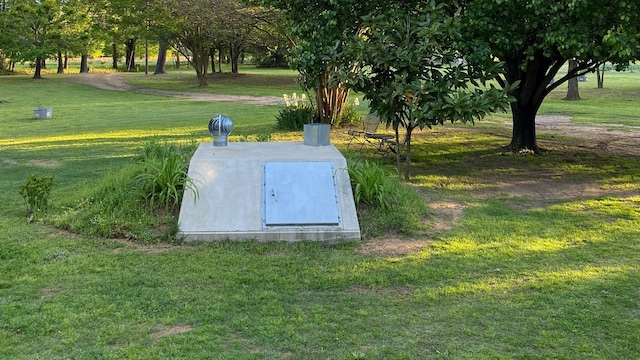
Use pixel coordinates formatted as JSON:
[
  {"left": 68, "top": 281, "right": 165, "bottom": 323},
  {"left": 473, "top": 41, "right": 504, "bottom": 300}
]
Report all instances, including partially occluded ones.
[{"left": 353, "top": 98, "right": 360, "bottom": 106}]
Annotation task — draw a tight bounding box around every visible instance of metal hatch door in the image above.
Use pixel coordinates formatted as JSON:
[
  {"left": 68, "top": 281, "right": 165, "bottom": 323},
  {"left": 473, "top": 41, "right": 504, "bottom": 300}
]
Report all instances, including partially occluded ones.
[{"left": 263, "top": 162, "right": 340, "bottom": 227}]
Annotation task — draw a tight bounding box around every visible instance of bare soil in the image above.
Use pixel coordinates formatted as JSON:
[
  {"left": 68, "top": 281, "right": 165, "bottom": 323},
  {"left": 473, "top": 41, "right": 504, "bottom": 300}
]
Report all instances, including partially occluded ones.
[
  {"left": 150, "top": 324, "right": 194, "bottom": 340},
  {"left": 68, "top": 74, "right": 640, "bottom": 256},
  {"left": 66, "top": 73, "right": 282, "bottom": 105}
]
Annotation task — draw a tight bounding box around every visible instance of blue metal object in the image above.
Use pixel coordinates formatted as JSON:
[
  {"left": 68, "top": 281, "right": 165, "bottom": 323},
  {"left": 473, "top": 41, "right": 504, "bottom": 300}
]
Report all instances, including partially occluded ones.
[
  {"left": 263, "top": 162, "right": 340, "bottom": 227},
  {"left": 208, "top": 114, "right": 234, "bottom": 146}
]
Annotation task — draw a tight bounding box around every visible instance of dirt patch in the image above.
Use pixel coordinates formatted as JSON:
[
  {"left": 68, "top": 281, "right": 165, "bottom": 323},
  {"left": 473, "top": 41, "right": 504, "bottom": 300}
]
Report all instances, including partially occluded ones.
[
  {"left": 28, "top": 159, "right": 62, "bottom": 168},
  {"left": 66, "top": 73, "right": 134, "bottom": 92},
  {"left": 3, "top": 159, "right": 62, "bottom": 168},
  {"left": 40, "top": 284, "right": 73, "bottom": 300},
  {"left": 357, "top": 237, "right": 430, "bottom": 257},
  {"left": 150, "top": 324, "right": 194, "bottom": 340},
  {"left": 66, "top": 73, "right": 282, "bottom": 105},
  {"left": 535, "top": 115, "right": 640, "bottom": 157},
  {"left": 108, "top": 237, "right": 180, "bottom": 255},
  {"left": 349, "top": 285, "right": 414, "bottom": 296},
  {"left": 477, "top": 175, "right": 638, "bottom": 210}
]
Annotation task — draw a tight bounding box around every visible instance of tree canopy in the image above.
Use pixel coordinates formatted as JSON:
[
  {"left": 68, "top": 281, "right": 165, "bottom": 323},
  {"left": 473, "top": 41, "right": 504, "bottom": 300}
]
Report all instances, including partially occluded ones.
[
  {"left": 334, "top": 2, "right": 513, "bottom": 180},
  {"left": 0, "top": 0, "right": 72, "bottom": 78},
  {"left": 459, "top": 0, "right": 640, "bottom": 153},
  {"left": 261, "top": 0, "right": 377, "bottom": 124},
  {"left": 0, "top": 0, "right": 286, "bottom": 82}
]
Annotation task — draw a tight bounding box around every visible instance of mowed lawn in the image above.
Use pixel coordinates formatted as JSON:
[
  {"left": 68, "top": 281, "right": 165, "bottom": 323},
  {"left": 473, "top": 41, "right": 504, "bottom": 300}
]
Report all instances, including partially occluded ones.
[{"left": 0, "top": 67, "right": 639, "bottom": 359}]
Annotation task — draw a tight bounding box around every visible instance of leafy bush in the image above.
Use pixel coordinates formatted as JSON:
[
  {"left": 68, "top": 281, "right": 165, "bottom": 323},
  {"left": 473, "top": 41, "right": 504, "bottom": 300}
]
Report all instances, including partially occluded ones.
[
  {"left": 347, "top": 159, "right": 429, "bottom": 238},
  {"left": 276, "top": 93, "right": 315, "bottom": 130},
  {"left": 348, "top": 160, "right": 398, "bottom": 209},
  {"left": 336, "top": 99, "right": 362, "bottom": 127},
  {"left": 19, "top": 174, "right": 54, "bottom": 216}
]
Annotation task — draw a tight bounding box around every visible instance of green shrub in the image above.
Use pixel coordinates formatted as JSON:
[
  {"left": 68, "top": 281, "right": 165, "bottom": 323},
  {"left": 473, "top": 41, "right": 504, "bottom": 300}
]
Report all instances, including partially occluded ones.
[
  {"left": 276, "top": 103, "right": 315, "bottom": 130},
  {"left": 19, "top": 174, "right": 54, "bottom": 216},
  {"left": 348, "top": 160, "right": 398, "bottom": 210},
  {"left": 336, "top": 100, "right": 362, "bottom": 127},
  {"left": 276, "top": 93, "right": 315, "bottom": 130},
  {"left": 52, "top": 164, "right": 162, "bottom": 242},
  {"left": 135, "top": 153, "right": 197, "bottom": 212}
]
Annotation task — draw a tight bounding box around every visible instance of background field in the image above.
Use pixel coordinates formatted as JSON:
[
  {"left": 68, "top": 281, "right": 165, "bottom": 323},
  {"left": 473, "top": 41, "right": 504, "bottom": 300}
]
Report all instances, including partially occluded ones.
[{"left": 1, "top": 64, "right": 639, "bottom": 359}]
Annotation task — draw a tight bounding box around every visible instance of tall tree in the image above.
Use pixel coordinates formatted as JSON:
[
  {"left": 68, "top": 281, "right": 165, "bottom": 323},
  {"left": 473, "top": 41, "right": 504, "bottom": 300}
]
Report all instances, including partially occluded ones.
[
  {"left": 460, "top": 0, "right": 640, "bottom": 153},
  {"left": 596, "top": 63, "right": 605, "bottom": 89},
  {"left": 335, "top": 3, "right": 513, "bottom": 180},
  {"left": 150, "top": 0, "right": 229, "bottom": 86},
  {"left": 2, "top": 0, "right": 70, "bottom": 79},
  {"left": 261, "top": 0, "right": 374, "bottom": 124},
  {"left": 564, "top": 59, "right": 581, "bottom": 101},
  {"left": 153, "top": 35, "right": 169, "bottom": 74}
]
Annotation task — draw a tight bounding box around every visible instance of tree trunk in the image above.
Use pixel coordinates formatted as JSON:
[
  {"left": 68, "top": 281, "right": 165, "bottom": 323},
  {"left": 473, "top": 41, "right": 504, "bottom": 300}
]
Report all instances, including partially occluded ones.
[
  {"left": 209, "top": 47, "right": 216, "bottom": 74},
  {"left": 111, "top": 43, "right": 118, "bottom": 69},
  {"left": 125, "top": 38, "right": 136, "bottom": 71},
  {"left": 154, "top": 37, "right": 168, "bottom": 75},
  {"left": 509, "top": 103, "right": 540, "bottom": 153},
  {"left": 314, "top": 71, "right": 349, "bottom": 125},
  {"left": 174, "top": 50, "right": 181, "bottom": 69},
  {"left": 230, "top": 43, "right": 241, "bottom": 74},
  {"left": 564, "top": 59, "right": 581, "bottom": 100},
  {"left": 80, "top": 54, "right": 89, "bottom": 73},
  {"left": 33, "top": 56, "right": 43, "bottom": 79},
  {"left": 190, "top": 47, "right": 209, "bottom": 87},
  {"left": 596, "top": 64, "right": 604, "bottom": 88},
  {"left": 402, "top": 127, "right": 413, "bottom": 181},
  {"left": 502, "top": 53, "right": 563, "bottom": 154},
  {"left": 57, "top": 51, "right": 64, "bottom": 74}
]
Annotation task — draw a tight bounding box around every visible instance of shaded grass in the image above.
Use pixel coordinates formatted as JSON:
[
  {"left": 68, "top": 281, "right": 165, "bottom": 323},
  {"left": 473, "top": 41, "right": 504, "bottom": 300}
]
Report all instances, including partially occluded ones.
[
  {"left": 124, "top": 67, "right": 301, "bottom": 97},
  {"left": 1, "top": 69, "right": 640, "bottom": 359}
]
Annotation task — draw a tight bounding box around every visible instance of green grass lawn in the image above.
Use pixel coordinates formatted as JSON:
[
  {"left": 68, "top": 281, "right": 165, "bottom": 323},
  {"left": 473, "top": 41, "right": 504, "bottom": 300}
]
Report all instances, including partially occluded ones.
[
  {"left": 1, "top": 67, "right": 639, "bottom": 359},
  {"left": 540, "top": 70, "right": 640, "bottom": 126}
]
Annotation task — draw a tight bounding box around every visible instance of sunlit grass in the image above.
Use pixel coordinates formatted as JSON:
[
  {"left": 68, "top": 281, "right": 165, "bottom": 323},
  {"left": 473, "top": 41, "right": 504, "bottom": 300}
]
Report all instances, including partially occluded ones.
[
  {"left": 1, "top": 65, "right": 640, "bottom": 359},
  {"left": 550, "top": 196, "right": 640, "bottom": 220},
  {"left": 540, "top": 71, "right": 640, "bottom": 126},
  {"left": 411, "top": 174, "right": 486, "bottom": 191}
]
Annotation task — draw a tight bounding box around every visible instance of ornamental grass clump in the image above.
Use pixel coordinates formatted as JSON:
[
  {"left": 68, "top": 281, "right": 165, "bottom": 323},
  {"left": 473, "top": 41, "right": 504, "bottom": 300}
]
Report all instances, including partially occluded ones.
[
  {"left": 135, "top": 150, "right": 197, "bottom": 213},
  {"left": 348, "top": 160, "right": 398, "bottom": 210}
]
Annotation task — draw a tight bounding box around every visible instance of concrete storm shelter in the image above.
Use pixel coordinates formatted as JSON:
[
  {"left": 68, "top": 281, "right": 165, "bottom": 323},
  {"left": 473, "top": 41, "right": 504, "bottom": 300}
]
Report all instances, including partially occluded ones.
[{"left": 177, "top": 142, "right": 361, "bottom": 242}]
